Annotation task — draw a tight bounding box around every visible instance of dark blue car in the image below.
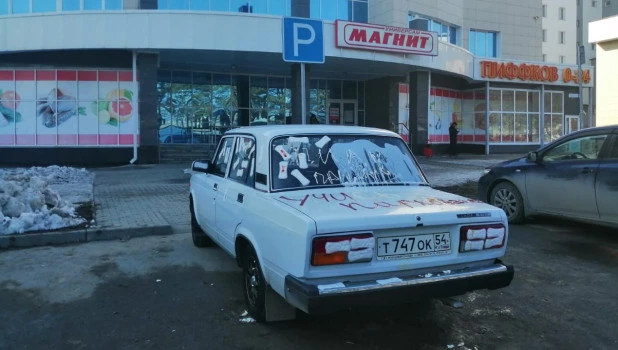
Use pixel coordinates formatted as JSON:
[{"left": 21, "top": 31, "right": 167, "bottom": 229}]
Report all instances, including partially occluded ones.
[{"left": 478, "top": 125, "right": 618, "bottom": 227}]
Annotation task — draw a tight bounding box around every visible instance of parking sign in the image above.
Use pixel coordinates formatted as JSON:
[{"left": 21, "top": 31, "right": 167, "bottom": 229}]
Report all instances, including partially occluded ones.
[{"left": 282, "top": 17, "right": 325, "bottom": 64}]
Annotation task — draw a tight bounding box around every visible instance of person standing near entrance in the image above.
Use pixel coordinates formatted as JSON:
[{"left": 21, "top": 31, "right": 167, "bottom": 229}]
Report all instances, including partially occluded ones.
[{"left": 449, "top": 121, "right": 459, "bottom": 156}]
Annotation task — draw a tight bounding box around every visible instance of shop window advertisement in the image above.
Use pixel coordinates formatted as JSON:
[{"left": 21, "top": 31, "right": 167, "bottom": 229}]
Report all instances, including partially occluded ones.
[{"left": 0, "top": 69, "right": 138, "bottom": 147}]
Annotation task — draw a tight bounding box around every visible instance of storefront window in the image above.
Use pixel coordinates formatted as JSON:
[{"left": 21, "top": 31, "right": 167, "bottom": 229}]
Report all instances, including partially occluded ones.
[
  {"left": 487, "top": 88, "right": 542, "bottom": 144},
  {"left": 544, "top": 91, "right": 564, "bottom": 142}
]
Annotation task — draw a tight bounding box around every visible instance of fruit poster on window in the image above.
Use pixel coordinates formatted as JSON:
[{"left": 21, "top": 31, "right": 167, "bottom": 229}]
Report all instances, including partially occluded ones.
[{"left": 0, "top": 69, "right": 138, "bottom": 147}]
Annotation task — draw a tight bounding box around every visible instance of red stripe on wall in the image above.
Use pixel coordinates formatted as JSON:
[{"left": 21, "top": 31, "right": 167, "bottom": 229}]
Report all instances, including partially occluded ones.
[
  {"left": 119, "top": 134, "right": 138, "bottom": 145},
  {"left": 119, "top": 71, "right": 133, "bottom": 82},
  {"left": 98, "top": 71, "right": 118, "bottom": 82},
  {"left": 58, "top": 135, "right": 77, "bottom": 145},
  {"left": 0, "top": 135, "right": 15, "bottom": 145},
  {"left": 78, "top": 134, "right": 98, "bottom": 145},
  {"left": 78, "top": 71, "right": 98, "bottom": 81},
  {"left": 15, "top": 70, "right": 35, "bottom": 80},
  {"left": 0, "top": 71, "right": 14, "bottom": 81},
  {"left": 15, "top": 135, "right": 35, "bottom": 145},
  {"left": 99, "top": 134, "right": 119, "bottom": 145},
  {"left": 57, "top": 70, "right": 77, "bottom": 81},
  {"left": 36, "top": 134, "right": 57, "bottom": 145},
  {"left": 36, "top": 70, "right": 56, "bottom": 81}
]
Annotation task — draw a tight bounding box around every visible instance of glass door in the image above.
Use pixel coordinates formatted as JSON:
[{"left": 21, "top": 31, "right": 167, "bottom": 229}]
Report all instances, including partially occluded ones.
[{"left": 327, "top": 100, "right": 357, "bottom": 125}]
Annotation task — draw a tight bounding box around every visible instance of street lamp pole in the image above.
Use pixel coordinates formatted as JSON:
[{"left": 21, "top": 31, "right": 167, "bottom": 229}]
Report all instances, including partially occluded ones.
[{"left": 578, "top": 44, "right": 585, "bottom": 130}]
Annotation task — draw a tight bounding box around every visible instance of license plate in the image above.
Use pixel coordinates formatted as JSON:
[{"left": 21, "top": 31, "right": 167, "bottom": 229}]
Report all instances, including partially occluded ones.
[{"left": 376, "top": 233, "right": 451, "bottom": 261}]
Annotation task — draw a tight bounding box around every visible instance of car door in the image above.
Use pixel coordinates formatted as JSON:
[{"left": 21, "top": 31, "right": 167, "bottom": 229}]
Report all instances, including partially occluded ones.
[
  {"left": 595, "top": 133, "right": 618, "bottom": 224},
  {"left": 214, "top": 136, "right": 257, "bottom": 254},
  {"left": 525, "top": 132, "right": 611, "bottom": 220},
  {"left": 194, "top": 136, "right": 236, "bottom": 240}
]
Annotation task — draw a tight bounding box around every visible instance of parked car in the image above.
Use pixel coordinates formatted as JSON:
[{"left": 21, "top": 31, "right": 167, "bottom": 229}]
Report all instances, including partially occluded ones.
[
  {"left": 189, "top": 125, "right": 515, "bottom": 322},
  {"left": 479, "top": 125, "right": 618, "bottom": 227}
]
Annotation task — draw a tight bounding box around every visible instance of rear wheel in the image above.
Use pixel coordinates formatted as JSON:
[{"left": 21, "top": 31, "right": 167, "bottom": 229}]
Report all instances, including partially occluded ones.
[
  {"left": 242, "top": 244, "right": 266, "bottom": 322},
  {"left": 190, "top": 197, "right": 214, "bottom": 247},
  {"left": 490, "top": 182, "right": 525, "bottom": 224}
]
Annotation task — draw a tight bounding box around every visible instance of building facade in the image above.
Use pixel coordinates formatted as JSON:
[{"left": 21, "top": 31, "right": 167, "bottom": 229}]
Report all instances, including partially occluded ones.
[
  {"left": 589, "top": 7, "right": 618, "bottom": 127},
  {"left": 542, "top": 0, "right": 577, "bottom": 64},
  {"left": 0, "top": 0, "right": 594, "bottom": 166}
]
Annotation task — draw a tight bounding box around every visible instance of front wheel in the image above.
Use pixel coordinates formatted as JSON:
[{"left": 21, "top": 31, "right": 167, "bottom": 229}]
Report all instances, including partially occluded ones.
[
  {"left": 242, "top": 245, "right": 266, "bottom": 322},
  {"left": 490, "top": 182, "right": 525, "bottom": 224}
]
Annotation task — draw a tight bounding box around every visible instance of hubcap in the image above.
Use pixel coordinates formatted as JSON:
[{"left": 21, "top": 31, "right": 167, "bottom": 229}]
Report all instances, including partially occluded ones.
[
  {"left": 245, "top": 257, "right": 260, "bottom": 306},
  {"left": 494, "top": 188, "right": 518, "bottom": 217}
]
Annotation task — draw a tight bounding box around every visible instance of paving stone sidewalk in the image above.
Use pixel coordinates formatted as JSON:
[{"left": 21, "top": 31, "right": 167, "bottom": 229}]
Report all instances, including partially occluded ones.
[{"left": 93, "top": 163, "right": 192, "bottom": 236}]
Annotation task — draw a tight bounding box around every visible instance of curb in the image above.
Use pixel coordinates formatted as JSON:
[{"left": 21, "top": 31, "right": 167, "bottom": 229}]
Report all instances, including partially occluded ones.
[
  {"left": 417, "top": 159, "right": 488, "bottom": 169},
  {"left": 0, "top": 224, "right": 173, "bottom": 250}
]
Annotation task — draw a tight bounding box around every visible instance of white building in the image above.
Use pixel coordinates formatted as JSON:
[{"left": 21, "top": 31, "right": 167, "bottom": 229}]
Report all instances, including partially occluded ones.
[{"left": 542, "top": 0, "right": 578, "bottom": 64}]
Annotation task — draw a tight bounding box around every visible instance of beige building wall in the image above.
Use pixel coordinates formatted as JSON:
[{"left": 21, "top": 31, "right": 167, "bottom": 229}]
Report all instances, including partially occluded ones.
[
  {"left": 370, "top": 0, "right": 542, "bottom": 61},
  {"left": 542, "top": 0, "right": 577, "bottom": 64},
  {"left": 463, "top": 0, "right": 542, "bottom": 61},
  {"left": 589, "top": 16, "right": 618, "bottom": 126}
]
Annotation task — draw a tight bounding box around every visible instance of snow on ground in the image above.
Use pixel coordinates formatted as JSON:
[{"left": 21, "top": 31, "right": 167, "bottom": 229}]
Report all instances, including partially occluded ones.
[
  {"left": 0, "top": 166, "right": 94, "bottom": 235},
  {"left": 420, "top": 163, "right": 484, "bottom": 187}
]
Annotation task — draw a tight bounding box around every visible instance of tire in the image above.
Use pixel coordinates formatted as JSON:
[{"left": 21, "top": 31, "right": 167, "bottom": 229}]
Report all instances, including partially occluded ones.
[
  {"left": 242, "top": 244, "right": 266, "bottom": 322},
  {"left": 190, "top": 197, "right": 214, "bottom": 247},
  {"left": 490, "top": 182, "right": 525, "bottom": 224}
]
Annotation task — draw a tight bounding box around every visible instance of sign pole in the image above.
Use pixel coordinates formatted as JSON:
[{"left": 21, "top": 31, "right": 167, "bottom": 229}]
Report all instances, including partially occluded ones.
[
  {"left": 300, "top": 63, "right": 306, "bottom": 124},
  {"left": 578, "top": 44, "right": 584, "bottom": 130}
]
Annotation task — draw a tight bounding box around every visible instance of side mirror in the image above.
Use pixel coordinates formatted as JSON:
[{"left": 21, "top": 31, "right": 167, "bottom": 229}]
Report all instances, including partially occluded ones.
[
  {"left": 527, "top": 151, "right": 539, "bottom": 163},
  {"left": 191, "top": 160, "right": 211, "bottom": 173}
]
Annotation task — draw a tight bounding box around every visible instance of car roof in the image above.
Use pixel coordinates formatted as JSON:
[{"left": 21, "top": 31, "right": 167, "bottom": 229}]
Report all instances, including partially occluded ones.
[{"left": 224, "top": 125, "right": 400, "bottom": 140}]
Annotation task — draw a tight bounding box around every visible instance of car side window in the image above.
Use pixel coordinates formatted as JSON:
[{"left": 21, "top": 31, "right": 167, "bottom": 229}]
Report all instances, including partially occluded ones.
[
  {"left": 212, "top": 137, "right": 236, "bottom": 177},
  {"left": 606, "top": 135, "right": 618, "bottom": 159},
  {"left": 228, "top": 136, "right": 256, "bottom": 186},
  {"left": 543, "top": 134, "right": 609, "bottom": 162}
]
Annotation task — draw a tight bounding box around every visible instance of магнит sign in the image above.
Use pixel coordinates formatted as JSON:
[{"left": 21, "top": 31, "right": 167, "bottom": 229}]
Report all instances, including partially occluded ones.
[{"left": 335, "top": 20, "right": 438, "bottom": 56}]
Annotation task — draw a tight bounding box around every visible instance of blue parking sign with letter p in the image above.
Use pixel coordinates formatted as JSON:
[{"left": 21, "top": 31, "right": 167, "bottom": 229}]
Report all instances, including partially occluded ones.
[{"left": 282, "top": 17, "right": 325, "bottom": 64}]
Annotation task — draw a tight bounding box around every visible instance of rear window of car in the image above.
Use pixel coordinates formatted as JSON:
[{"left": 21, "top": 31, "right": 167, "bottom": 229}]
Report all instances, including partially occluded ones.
[{"left": 270, "top": 134, "right": 426, "bottom": 191}]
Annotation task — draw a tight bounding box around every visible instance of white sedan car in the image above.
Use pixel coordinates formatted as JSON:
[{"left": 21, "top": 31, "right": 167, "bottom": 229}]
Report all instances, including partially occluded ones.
[{"left": 189, "top": 125, "right": 514, "bottom": 322}]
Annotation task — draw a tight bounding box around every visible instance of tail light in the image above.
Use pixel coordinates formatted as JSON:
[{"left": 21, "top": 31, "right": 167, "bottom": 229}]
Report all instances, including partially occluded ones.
[
  {"left": 311, "top": 233, "right": 374, "bottom": 266},
  {"left": 459, "top": 224, "right": 506, "bottom": 252}
]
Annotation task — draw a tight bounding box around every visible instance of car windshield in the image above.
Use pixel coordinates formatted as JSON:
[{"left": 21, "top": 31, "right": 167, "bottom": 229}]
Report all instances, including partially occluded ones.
[{"left": 270, "top": 133, "right": 427, "bottom": 191}]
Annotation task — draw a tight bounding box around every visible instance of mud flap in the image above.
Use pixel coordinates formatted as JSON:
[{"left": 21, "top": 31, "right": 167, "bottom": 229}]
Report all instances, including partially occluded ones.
[{"left": 265, "top": 285, "right": 297, "bottom": 322}]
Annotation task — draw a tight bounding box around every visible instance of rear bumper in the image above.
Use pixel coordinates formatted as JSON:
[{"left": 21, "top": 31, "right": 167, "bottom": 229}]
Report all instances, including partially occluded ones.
[{"left": 284, "top": 259, "right": 514, "bottom": 315}]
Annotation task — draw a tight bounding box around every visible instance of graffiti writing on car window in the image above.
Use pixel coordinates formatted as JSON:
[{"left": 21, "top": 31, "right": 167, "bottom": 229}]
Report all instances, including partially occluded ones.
[{"left": 279, "top": 193, "right": 482, "bottom": 210}]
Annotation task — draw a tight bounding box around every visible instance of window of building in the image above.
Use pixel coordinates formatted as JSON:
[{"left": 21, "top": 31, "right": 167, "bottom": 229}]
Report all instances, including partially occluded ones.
[
  {"left": 469, "top": 29, "right": 498, "bottom": 57},
  {"left": 32, "top": 0, "right": 57, "bottom": 12},
  {"left": 10, "top": 0, "right": 30, "bottom": 13},
  {"left": 559, "top": 31, "right": 565, "bottom": 44},
  {"left": 577, "top": 19, "right": 580, "bottom": 28},
  {"left": 542, "top": 29, "right": 547, "bottom": 42},
  {"left": 559, "top": 7, "right": 565, "bottom": 20},
  {"left": 153, "top": 0, "right": 291, "bottom": 16},
  {"left": 408, "top": 13, "right": 458, "bottom": 45},
  {"left": 542, "top": 4, "right": 547, "bottom": 17},
  {"left": 311, "top": 0, "right": 368, "bottom": 23},
  {"left": 592, "top": 0, "right": 597, "bottom": 6},
  {"left": 488, "top": 89, "right": 540, "bottom": 143},
  {"left": 591, "top": 43, "right": 596, "bottom": 50},
  {"left": 542, "top": 54, "right": 546, "bottom": 62},
  {"left": 560, "top": 55, "right": 565, "bottom": 63}
]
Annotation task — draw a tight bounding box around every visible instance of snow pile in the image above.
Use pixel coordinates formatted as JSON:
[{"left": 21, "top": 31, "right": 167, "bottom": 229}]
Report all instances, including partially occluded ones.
[{"left": 0, "top": 166, "right": 93, "bottom": 235}]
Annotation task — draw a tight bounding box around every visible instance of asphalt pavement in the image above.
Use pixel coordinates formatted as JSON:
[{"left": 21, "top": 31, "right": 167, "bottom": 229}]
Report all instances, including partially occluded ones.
[{"left": 1, "top": 219, "right": 617, "bottom": 350}]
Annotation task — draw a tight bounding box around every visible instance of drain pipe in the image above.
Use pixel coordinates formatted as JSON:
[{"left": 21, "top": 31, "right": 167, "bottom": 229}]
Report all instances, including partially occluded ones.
[{"left": 129, "top": 50, "right": 139, "bottom": 164}]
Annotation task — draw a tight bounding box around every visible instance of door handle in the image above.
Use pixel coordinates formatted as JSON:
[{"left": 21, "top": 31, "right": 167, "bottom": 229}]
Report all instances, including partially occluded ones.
[
  {"left": 582, "top": 168, "right": 595, "bottom": 174},
  {"left": 237, "top": 193, "right": 244, "bottom": 203},
  {"left": 213, "top": 183, "right": 218, "bottom": 191}
]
